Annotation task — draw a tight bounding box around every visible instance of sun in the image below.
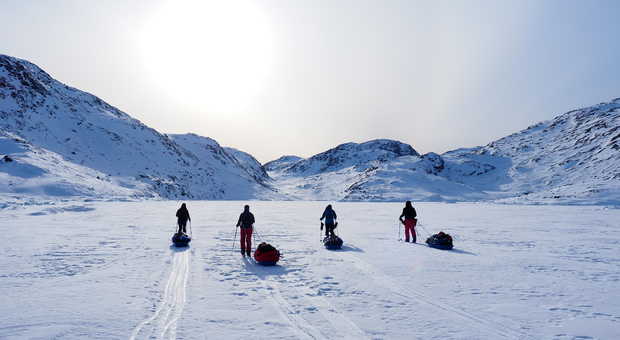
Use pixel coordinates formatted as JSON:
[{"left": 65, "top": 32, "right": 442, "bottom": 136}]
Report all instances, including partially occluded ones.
[{"left": 138, "top": 0, "right": 275, "bottom": 113}]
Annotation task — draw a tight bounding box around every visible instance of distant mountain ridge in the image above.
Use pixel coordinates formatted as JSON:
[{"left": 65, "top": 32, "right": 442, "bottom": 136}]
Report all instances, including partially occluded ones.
[
  {"left": 282, "top": 139, "right": 418, "bottom": 176},
  {"left": 267, "top": 101, "right": 620, "bottom": 204},
  {"left": 1, "top": 54, "right": 618, "bottom": 204},
  {"left": 264, "top": 155, "right": 302, "bottom": 172},
  {"left": 442, "top": 99, "right": 620, "bottom": 204}
]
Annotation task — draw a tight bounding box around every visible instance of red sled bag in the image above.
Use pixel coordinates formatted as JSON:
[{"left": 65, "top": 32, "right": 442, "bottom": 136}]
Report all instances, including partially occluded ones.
[{"left": 254, "top": 242, "right": 280, "bottom": 266}]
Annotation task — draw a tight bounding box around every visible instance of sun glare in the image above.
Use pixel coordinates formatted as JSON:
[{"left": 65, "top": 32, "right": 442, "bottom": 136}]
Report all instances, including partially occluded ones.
[{"left": 139, "top": 0, "right": 275, "bottom": 113}]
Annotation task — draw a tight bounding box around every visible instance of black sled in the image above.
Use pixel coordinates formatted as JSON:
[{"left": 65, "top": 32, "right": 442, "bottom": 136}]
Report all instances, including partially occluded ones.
[
  {"left": 172, "top": 232, "right": 191, "bottom": 247},
  {"left": 323, "top": 235, "right": 343, "bottom": 250},
  {"left": 425, "top": 232, "right": 453, "bottom": 250}
]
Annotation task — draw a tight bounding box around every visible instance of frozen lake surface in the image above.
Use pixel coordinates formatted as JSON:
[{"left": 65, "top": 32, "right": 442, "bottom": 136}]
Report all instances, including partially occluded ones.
[{"left": 1, "top": 201, "right": 619, "bottom": 339}]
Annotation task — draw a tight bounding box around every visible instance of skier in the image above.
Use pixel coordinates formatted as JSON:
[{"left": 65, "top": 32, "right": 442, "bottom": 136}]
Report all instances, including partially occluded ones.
[
  {"left": 175, "top": 203, "right": 191, "bottom": 234},
  {"left": 236, "top": 205, "right": 255, "bottom": 256},
  {"left": 320, "top": 204, "right": 337, "bottom": 237},
  {"left": 399, "top": 201, "right": 417, "bottom": 242}
]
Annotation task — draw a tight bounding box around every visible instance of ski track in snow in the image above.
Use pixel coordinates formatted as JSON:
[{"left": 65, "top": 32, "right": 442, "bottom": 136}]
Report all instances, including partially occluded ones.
[
  {"left": 130, "top": 248, "right": 190, "bottom": 340},
  {"left": 228, "top": 229, "right": 370, "bottom": 340},
  {"left": 265, "top": 280, "right": 323, "bottom": 340},
  {"left": 291, "top": 280, "right": 370, "bottom": 340},
  {"left": 259, "top": 267, "right": 369, "bottom": 340},
  {"left": 254, "top": 231, "right": 371, "bottom": 339},
  {"left": 336, "top": 251, "right": 532, "bottom": 339}
]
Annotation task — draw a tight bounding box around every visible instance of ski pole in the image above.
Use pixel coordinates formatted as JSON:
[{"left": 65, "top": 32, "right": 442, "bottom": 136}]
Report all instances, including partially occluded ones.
[
  {"left": 252, "top": 225, "right": 263, "bottom": 243},
  {"left": 189, "top": 220, "right": 193, "bottom": 238},
  {"left": 231, "top": 226, "right": 238, "bottom": 252}
]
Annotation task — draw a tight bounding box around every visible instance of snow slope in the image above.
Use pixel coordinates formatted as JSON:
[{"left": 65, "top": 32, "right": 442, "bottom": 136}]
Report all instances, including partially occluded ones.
[
  {"left": 223, "top": 146, "right": 269, "bottom": 182},
  {"left": 0, "top": 130, "right": 148, "bottom": 198},
  {"left": 264, "top": 155, "right": 303, "bottom": 172},
  {"left": 268, "top": 101, "right": 620, "bottom": 204},
  {"left": 0, "top": 54, "right": 276, "bottom": 200},
  {"left": 1, "top": 201, "right": 619, "bottom": 339},
  {"left": 167, "top": 133, "right": 276, "bottom": 196},
  {"left": 443, "top": 99, "right": 620, "bottom": 204}
]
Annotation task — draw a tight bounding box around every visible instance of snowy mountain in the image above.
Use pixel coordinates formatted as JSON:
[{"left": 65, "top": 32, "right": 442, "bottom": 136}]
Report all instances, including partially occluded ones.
[
  {"left": 1, "top": 54, "right": 617, "bottom": 204},
  {"left": 267, "top": 101, "right": 620, "bottom": 204},
  {"left": 0, "top": 130, "right": 150, "bottom": 198},
  {"left": 442, "top": 99, "right": 620, "bottom": 204},
  {"left": 0, "top": 54, "right": 278, "bottom": 200},
  {"left": 223, "top": 146, "right": 269, "bottom": 182},
  {"left": 168, "top": 133, "right": 271, "bottom": 185},
  {"left": 267, "top": 139, "right": 487, "bottom": 201},
  {"left": 263, "top": 155, "right": 302, "bottom": 172},
  {"left": 283, "top": 139, "right": 418, "bottom": 176}
]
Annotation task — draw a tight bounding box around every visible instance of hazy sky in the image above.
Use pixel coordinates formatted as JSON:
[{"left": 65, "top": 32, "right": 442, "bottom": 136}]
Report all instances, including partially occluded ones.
[{"left": 2, "top": 0, "right": 619, "bottom": 162}]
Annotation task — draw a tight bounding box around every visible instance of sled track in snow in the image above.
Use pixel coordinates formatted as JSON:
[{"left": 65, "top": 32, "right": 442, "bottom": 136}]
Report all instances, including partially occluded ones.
[
  {"left": 265, "top": 279, "right": 369, "bottom": 340},
  {"left": 266, "top": 281, "right": 324, "bottom": 340},
  {"left": 338, "top": 252, "right": 533, "bottom": 340},
  {"left": 293, "top": 283, "right": 370, "bottom": 340},
  {"left": 246, "top": 251, "right": 368, "bottom": 340},
  {"left": 130, "top": 249, "right": 190, "bottom": 340}
]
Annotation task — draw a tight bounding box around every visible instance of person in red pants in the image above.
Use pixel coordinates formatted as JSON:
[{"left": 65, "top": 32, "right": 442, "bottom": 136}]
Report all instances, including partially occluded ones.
[
  {"left": 399, "top": 201, "right": 418, "bottom": 243},
  {"left": 236, "top": 205, "right": 255, "bottom": 256}
]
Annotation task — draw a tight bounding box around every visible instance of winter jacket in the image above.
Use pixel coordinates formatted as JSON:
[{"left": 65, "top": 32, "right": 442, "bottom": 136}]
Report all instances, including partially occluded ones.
[
  {"left": 400, "top": 206, "right": 417, "bottom": 220},
  {"left": 237, "top": 211, "right": 255, "bottom": 228},
  {"left": 320, "top": 208, "right": 337, "bottom": 225},
  {"left": 176, "top": 207, "right": 191, "bottom": 223}
]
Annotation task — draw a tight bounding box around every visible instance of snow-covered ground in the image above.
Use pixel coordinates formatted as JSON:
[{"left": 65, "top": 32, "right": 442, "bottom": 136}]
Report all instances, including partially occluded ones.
[{"left": 2, "top": 201, "right": 619, "bottom": 339}]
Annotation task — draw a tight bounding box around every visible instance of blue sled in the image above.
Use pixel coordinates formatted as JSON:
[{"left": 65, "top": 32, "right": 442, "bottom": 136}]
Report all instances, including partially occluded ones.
[
  {"left": 324, "top": 243, "right": 342, "bottom": 250},
  {"left": 323, "top": 236, "right": 343, "bottom": 250},
  {"left": 172, "top": 233, "right": 191, "bottom": 247}
]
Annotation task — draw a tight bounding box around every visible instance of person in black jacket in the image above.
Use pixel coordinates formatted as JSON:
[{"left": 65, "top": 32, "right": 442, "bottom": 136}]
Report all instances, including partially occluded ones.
[
  {"left": 176, "top": 203, "right": 191, "bottom": 234},
  {"left": 236, "top": 205, "right": 255, "bottom": 256},
  {"left": 399, "top": 201, "right": 417, "bottom": 242},
  {"left": 320, "top": 204, "right": 338, "bottom": 237}
]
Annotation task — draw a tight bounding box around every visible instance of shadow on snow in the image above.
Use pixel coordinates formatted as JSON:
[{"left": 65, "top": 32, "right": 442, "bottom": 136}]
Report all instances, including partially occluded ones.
[
  {"left": 169, "top": 244, "right": 190, "bottom": 253},
  {"left": 241, "top": 256, "right": 300, "bottom": 280},
  {"left": 324, "top": 244, "right": 365, "bottom": 253}
]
